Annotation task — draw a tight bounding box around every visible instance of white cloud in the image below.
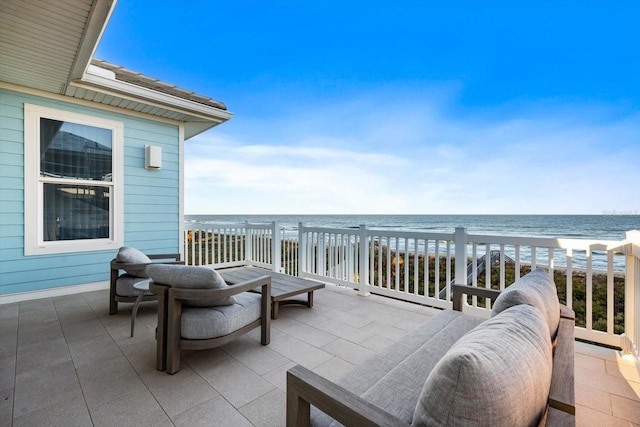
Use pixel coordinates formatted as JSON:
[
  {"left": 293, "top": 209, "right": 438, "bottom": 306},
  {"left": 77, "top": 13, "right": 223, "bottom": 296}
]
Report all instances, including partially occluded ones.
[{"left": 185, "top": 90, "right": 640, "bottom": 215}]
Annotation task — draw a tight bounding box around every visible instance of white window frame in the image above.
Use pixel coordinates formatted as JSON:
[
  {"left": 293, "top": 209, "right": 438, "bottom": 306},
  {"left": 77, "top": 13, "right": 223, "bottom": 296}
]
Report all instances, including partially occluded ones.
[{"left": 24, "top": 104, "right": 124, "bottom": 255}]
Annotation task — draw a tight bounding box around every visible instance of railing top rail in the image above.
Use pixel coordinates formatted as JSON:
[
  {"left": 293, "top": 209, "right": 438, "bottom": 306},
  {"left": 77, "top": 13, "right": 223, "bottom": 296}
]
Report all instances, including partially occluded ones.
[
  {"left": 185, "top": 222, "right": 277, "bottom": 231},
  {"left": 367, "top": 229, "right": 454, "bottom": 241},
  {"left": 186, "top": 224, "right": 627, "bottom": 253},
  {"left": 298, "top": 224, "right": 454, "bottom": 240},
  {"left": 465, "top": 233, "right": 624, "bottom": 251},
  {"left": 187, "top": 223, "right": 248, "bottom": 230},
  {"left": 299, "top": 225, "right": 361, "bottom": 235}
]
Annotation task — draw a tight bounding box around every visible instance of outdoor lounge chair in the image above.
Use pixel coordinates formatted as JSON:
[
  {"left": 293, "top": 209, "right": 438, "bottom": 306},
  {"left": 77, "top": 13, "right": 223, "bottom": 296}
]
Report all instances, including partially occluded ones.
[
  {"left": 147, "top": 264, "right": 271, "bottom": 374},
  {"left": 109, "top": 247, "right": 183, "bottom": 314}
]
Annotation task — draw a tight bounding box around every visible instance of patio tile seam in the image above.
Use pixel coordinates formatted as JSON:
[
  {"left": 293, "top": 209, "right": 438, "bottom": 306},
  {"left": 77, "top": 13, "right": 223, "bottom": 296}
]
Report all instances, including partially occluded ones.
[{"left": 138, "top": 381, "right": 176, "bottom": 425}]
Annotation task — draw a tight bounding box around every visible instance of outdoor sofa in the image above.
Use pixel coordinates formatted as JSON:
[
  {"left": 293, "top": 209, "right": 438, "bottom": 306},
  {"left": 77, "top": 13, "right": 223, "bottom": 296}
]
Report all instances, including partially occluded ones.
[{"left": 287, "top": 268, "right": 575, "bottom": 426}]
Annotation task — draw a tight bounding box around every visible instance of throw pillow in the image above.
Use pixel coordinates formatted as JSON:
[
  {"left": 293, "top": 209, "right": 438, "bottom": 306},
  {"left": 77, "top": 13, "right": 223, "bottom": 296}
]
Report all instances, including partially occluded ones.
[
  {"left": 116, "top": 247, "right": 152, "bottom": 277},
  {"left": 491, "top": 268, "right": 560, "bottom": 339},
  {"left": 412, "top": 304, "right": 552, "bottom": 427}
]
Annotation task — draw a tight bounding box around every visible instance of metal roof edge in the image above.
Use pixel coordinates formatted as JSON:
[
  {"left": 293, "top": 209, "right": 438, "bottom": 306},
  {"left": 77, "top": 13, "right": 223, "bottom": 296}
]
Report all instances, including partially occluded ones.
[
  {"left": 67, "top": 0, "right": 118, "bottom": 89},
  {"left": 71, "top": 73, "right": 233, "bottom": 123}
]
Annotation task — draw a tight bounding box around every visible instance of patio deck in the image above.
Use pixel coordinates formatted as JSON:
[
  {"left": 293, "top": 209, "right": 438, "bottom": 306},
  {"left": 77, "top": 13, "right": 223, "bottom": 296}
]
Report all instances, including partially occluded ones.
[{"left": 1, "top": 285, "right": 639, "bottom": 426}]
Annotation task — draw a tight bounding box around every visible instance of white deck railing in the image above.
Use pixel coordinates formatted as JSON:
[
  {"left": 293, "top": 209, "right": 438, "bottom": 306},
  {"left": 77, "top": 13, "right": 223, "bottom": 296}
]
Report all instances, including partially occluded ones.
[
  {"left": 184, "top": 222, "right": 297, "bottom": 275},
  {"left": 184, "top": 222, "right": 640, "bottom": 358}
]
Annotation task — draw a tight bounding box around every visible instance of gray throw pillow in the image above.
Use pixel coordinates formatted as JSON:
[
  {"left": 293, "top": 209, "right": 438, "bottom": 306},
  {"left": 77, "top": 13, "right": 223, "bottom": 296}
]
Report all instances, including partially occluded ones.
[
  {"left": 147, "top": 264, "right": 235, "bottom": 306},
  {"left": 116, "top": 247, "right": 152, "bottom": 277},
  {"left": 491, "top": 268, "right": 560, "bottom": 339},
  {"left": 412, "top": 304, "right": 552, "bottom": 427}
]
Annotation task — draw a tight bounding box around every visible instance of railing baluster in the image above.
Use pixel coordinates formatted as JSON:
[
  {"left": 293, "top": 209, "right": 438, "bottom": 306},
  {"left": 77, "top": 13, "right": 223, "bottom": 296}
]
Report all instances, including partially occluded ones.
[
  {"left": 485, "top": 243, "right": 491, "bottom": 308},
  {"left": 435, "top": 241, "right": 441, "bottom": 299},
  {"left": 425, "top": 239, "right": 430, "bottom": 298},
  {"left": 607, "top": 250, "right": 615, "bottom": 335},
  {"left": 499, "top": 244, "right": 505, "bottom": 290},
  {"left": 586, "top": 246, "right": 593, "bottom": 331},
  {"left": 413, "top": 237, "right": 420, "bottom": 295},
  {"left": 531, "top": 246, "right": 537, "bottom": 270},
  {"left": 445, "top": 241, "right": 451, "bottom": 301},
  {"left": 472, "top": 243, "right": 478, "bottom": 307}
]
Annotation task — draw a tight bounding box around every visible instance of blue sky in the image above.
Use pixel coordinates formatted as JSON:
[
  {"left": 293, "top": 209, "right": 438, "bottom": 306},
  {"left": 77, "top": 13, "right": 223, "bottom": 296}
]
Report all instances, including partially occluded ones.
[{"left": 96, "top": 0, "right": 640, "bottom": 215}]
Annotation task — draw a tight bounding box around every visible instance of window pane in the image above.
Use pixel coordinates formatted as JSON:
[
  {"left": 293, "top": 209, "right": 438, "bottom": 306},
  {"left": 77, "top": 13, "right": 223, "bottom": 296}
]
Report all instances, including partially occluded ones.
[
  {"left": 43, "top": 184, "right": 110, "bottom": 241},
  {"left": 40, "top": 118, "right": 113, "bottom": 181}
]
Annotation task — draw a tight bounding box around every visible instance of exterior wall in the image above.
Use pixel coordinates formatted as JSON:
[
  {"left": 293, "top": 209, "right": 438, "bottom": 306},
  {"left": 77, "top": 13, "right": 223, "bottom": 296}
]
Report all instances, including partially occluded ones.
[{"left": 0, "top": 87, "right": 182, "bottom": 295}]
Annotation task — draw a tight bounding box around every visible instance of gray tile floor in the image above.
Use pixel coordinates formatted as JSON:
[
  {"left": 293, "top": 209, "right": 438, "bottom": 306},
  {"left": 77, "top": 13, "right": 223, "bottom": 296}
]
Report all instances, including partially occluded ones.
[{"left": 1, "top": 285, "right": 639, "bottom": 426}]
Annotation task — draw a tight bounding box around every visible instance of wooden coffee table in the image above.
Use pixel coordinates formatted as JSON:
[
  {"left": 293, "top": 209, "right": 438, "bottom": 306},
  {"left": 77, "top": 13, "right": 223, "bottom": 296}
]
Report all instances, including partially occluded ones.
[{"left": 218, "top": 267, "right": 325, "bottom": 319}]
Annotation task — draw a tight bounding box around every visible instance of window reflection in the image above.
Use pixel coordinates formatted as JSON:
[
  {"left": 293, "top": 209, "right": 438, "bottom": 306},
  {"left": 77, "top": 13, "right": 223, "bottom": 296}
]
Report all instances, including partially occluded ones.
[
  {"left": 40, "top": 118, "right": 112, "bottom": 181},
  {"left": 43, "top": 184, "right": 110, "bottom": 241}
]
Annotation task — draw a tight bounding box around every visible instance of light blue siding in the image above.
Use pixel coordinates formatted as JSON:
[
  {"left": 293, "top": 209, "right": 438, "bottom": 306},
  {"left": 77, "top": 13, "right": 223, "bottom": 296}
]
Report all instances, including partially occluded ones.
[{"left": 0, "top": 88, "right": 183, "bottom": 295}]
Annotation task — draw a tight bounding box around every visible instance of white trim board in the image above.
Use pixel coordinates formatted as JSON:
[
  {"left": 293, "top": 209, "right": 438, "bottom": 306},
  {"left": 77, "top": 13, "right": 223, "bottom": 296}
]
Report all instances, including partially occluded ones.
[
  {"left": 0, "top": 82, "right": 184, "bottom": 127},
  {"left": 0, "top": 281, "right": 110, "bottom": 305}
]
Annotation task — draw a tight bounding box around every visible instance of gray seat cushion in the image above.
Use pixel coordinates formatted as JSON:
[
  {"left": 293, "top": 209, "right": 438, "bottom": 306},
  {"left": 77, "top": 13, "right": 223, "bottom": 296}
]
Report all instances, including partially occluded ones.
[
  {"left": 491, "top": 268, "right": 560, "bottom": 339},
  {"left": 115, "top": 275, "right": 151, "bottom": 297},
  {"left": 116, "top": 247, "right": 151, "bottom": 277},
  {"left": 310, "top": 310, "right": 484, "bottom": 426},
  {"left": 147, "top": 264, "right": 235, "bottom": 306},
  {"left": 180, "top": 292, "right": 262, "bottom": 339},
  {"left": 412, "top": 304, "right": 553, "bottom": 427}
]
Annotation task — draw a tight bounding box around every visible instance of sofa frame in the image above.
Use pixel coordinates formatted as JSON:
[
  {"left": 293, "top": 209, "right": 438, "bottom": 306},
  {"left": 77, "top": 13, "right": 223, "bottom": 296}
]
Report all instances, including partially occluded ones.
[{"left": 287, "top": 284, "right": 576, "bottom": 427}]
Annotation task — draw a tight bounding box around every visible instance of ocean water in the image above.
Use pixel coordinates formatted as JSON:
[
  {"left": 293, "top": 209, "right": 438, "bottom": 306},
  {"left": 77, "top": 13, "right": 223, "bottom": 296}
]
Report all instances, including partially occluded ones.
[
  {"left": 185, "top": 215, "right": 639, "bottom": 271},
  {"left": 185, "top": 214, "right": 639, "bottom": 241}
]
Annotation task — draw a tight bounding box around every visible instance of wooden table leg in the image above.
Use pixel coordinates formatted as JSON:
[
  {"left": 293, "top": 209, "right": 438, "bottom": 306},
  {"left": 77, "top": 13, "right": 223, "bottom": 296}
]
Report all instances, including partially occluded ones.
[
  {"left": 272, "top": 301, "right": 280, "bottom": 319},
  {"left": 307, "top": 291, "right": 314, "bottom": 308}
]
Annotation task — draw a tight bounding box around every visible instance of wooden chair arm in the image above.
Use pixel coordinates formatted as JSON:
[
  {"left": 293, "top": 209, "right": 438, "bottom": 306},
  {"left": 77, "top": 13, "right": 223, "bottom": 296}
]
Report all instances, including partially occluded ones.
[
  {"left": 148, "top": 253, "right": 182, "bottom": 261},
  {"left": 167, "top": 275, "right": 271, "bottom": 302},
  {"left": 560, "top": 305, "right": 575, "bottom": 320},
  {"left": 111, "top": 254, "right": 184, "bottom": 271},
  {"left": 451, "top": 284, "right": 502, "bottom": 311},
  {"left": 549, "top": 315, "right": 575, "bottom": 416},
  {"left": 286, "top": 365, "right": 408, "bottom": 427}
]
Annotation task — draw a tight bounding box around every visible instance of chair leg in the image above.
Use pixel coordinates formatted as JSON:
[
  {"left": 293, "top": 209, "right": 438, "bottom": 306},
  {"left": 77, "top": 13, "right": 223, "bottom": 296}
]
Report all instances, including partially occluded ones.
[
  {"left": 166, "top": 297, "right": 182, "bottom": 374},
  {"left": 261, "top": 312, "right": 271, "bottom": 345},
  {"left": 167, "top": 342, "right": 181, "bottom": 374},
  {"left": 261, "top": 281, "right": 271, "bottom": 345},
  {"left": 153, "top": 284, "right": 169, "bottom": 371},
  {"left": 109, "top": 269, "right": 118, "bottom": 315}
]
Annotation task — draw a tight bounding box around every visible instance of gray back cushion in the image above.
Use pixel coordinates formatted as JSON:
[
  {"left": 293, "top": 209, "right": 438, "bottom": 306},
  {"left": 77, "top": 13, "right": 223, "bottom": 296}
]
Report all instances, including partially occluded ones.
[
  {"left": 147, "top": 264, "right": 235, "bottom": 306},
  {"left": 116, "top": 247, "right": 151, "bottom": 277},
  {"left": 412, "top": 304, "right": 552, "bottom": 427},
  {"left": 491, "top": 268, "right": 560, "bottom": 339}
]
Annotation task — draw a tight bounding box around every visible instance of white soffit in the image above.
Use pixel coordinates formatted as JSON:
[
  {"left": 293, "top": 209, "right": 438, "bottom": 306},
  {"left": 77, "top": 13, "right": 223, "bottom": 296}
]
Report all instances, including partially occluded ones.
[
  {"left": 0, "top": 0, "right": 231, "bottom": 138},
  {"left": 0, "top": 0, "right": 113, "bottom": 94}
]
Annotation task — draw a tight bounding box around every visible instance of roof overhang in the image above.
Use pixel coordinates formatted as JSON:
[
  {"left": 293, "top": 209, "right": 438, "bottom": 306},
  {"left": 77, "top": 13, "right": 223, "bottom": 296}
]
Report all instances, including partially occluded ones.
[
  {"left": 0, "top": 0, "right": 231, "bottom": 139},
  {"left": 67, "top": 65, "right": 232, "bottom": 139}
]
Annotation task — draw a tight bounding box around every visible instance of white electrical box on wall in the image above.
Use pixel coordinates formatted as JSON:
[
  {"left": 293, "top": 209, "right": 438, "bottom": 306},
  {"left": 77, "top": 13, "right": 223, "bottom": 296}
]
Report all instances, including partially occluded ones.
[{"left": 145, "top": 145, "right": 162, "bottom": 169}]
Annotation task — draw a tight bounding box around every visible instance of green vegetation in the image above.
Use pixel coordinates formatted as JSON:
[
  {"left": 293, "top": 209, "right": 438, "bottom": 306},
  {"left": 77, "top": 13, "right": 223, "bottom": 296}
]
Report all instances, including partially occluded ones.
[{"left": 369, "top": 242, "right": 625, "bottom": 334}]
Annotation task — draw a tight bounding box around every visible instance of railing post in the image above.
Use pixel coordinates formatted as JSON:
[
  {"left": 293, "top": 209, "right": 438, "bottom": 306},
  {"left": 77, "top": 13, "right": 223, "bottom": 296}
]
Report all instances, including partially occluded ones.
[
  {"left": 244, "top": 221, "right": 252, "bottom": 267},
  {"left": 454, "top": 227, "right": 468, "bottom": 287},
  {"left": 298, "top": 222, "right": 307, "bottom": 277},
  {"left": 358, "top": 224, "right": 370, "bottom": 296},
  {"left": 623, "top": 230, "right": 640, "bottom": 359},
  {"left": 272, "top": 221, "right": 281, "bottom": 272}
]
